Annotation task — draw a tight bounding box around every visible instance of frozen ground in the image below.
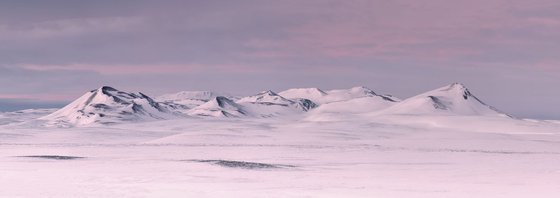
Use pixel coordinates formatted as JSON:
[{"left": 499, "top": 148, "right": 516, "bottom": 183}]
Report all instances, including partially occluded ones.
[
  {"left": 1, "top": 113, "right": 560, "bottom": 197},
  {"left": 1, "top": 84, "right": 559, "bottom": 197}
]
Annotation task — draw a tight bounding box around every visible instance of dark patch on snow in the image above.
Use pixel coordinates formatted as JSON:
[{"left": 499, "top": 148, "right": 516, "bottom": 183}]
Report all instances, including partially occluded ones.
[
  {"left": 215, "top": 96, "right": 239, "bottom": 109},
  {"left": 161, "top": 102, "right": 190, "bottom": 110},
  {"left": 379, "top": 94, "right": 398, "bottom": 102},
  {"left": 100, "top": 86, "right": 118, "bottom": 92},
  {"left": 91, "top": 103, "right": 112, "bottom": 109},
  {"left": 354, "top": 86, "right": 377, "bottom": 96},
  {"left": 17, "top": 155, "right": 85, "bottom": 160},
  {"left": 220, "top": 111, "right": 235, "bottom": 117},
  {"left": 462, "top": 89, "right": 472, "bottom": 100},
  {"left": 216, "top": 97, "right": 227, "bottom": 108},
  {"left": 259, "top": 90, "right": 279, "bottom": 96},
  {"left": 188, "top": 159, "right": 295, "bottom": 169},
  {"left": 139, "top": 92, "right": 164, "bottom": 111},
  {"left": 251, "top": 102, "right": 290, "bottom": 107},
  {"left": 296, "top": 98, "right": 318, "bottom": 111},
  {"left": 428, "top": 96, "right": 449, "bottom": 110},
  {"left": 120, "top": 111, "right": 134, "bottom": 115},
  {"left": 131, "top": 103, "right": 144, "bottom": 114}
]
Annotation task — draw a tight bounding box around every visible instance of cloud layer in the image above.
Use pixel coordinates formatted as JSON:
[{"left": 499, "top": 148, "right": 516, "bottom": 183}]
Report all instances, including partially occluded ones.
[{"left": 0, "top": 0, "right": 559, "bottom": 119}]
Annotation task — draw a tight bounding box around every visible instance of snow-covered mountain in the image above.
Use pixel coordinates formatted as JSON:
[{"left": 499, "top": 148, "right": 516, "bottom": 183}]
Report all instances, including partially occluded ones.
[
  {"left": 278, "top": 88, "right": 328, "bottom": 103},
  {"left": 310, "top": 96, "right": 397, "bottom": 115},
  {"left": 237, "top": 90, "right": 294, "bottom": 105},
  {"left": 379, "top": 83, "right": 508, "bottom": 117},
  {"left": 279, "top": 86, "right": 399, "bottom": 118},
  {"left": 237, "top": 90, "right": 317, "bottom": 117},
  {"left": 40, "top": 86, "right": 181, "bottom": 126},
  {"left": 294, "top": 87, "right": 398, "bottom": 121},
  {"left": 187, "top": 96, "right": 248, "bottom": 118},
  {"left": 156, "top": 91, "right": 235, "bottom": 108},
  {"left": 280, "top": 86, "right": 399, "bottom": 104},
  {"left": 180, "top": 90, "right": 319, "bottom": 118},
  {"left": 30, "top": 83, "right": 514, "bottom": 126}
]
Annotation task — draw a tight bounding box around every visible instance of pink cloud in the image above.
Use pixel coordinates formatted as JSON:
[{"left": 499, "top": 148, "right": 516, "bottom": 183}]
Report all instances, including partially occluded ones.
[
  {"left": 0, "top": 93, "right": 74, "bottom": 101},
  {"left": 244, "top": 0, "right": 560, "bottom": 64},
  {"left": 19, "top": 63, "right": 267, "bottom": 75},
  {"left": 20, "top": 63, "right": 197, "bottom": 74},
  {"left": 531, "top": 60, "right": 560, "bottom": 72},
  {"left": 0, "top": 16, "right": 145, "bottom": 40}
]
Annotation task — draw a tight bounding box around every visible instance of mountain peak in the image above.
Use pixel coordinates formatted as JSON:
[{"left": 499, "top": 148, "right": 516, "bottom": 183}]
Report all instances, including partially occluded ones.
[
  {"left": 92, "top": 86, "right": 118, "bottom": 93},
  {"left": 214, "top": 96, "right": 238, "bottom": 108},
  {"left": 41, "top": 86, "right": 177, "bottom": 126},
  {"left": 439, "top": 83, "right": 472, "bottom": 100},
  {"left": 237, "top": 90, "right": 292, "bottom": 104},
  {"left": 445, "top": 82, "right": 467, "bottom": 90},
  {"left": 187, "top": 96, "right": 247, "bottom": 118},
  {"left": 155, "top": 91, "right": 236, "bottom": 108},
  {"left": 450, "top": 82, "right": 465, "bottom": 87},
  {"left": 278, "top": 88, "right": 328, "bottom": 103},
  {"left": 381, "top": 83, "right": 508, "bottom": 116},
  {"left": 280, "top": 88, "right": 327, "bottom": 95},
  {"left": 258, "top": 90, "right": 279, "bottom": 96},
  {"left": 100, "top": 86, "right": 117, "bottom": 91},
  {"left": 350, "top": 86, "right": 369, "bottom": 89},
  {"left": 349, "top": 86, "right": 377, "bottom": 96}
]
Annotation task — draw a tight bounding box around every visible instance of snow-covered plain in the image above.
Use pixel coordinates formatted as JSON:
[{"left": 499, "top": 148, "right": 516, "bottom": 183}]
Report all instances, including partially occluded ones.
[{"left": 1, "top": 83, "right": 560, "bottom": 197}]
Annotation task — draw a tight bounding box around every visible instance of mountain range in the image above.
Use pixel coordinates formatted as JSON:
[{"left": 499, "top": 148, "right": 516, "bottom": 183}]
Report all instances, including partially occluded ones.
[{"left": 37, "top": 83, "right": 509, "bottom": 126}]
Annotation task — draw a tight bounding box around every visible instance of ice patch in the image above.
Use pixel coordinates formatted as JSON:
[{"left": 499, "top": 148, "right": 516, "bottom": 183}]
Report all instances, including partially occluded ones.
[
  {"left": 17, "top": 155, "right": 85, "bottom": 160},
  {"left": 188, "top": 159, "right": 295, "bottom": 169}
]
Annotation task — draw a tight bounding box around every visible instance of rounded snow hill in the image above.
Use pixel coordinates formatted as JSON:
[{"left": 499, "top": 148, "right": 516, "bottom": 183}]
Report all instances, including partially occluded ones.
[
  {"left": 379, "top": 83, "right": 509, "bottom": 117},
  {"left": 187, "top": 96, "right": 248, "bottom": 118},
  {"left": 156, "top": 91, "right": 235, "bottom": 108},
  {"left": 310, "top": 96, "right": 397, "bottom": 114},
  {"left": 237, "top": 90, "right": 295, "bottom": 105},
  {"left": 280, "top": 86, "right": 399, "bottom": 105},
  {"left": 278, "top": 88, "right": 328, "bottom": 103},
  {"left": 236, "top": 90, "right": 317, "bottom": 118}
]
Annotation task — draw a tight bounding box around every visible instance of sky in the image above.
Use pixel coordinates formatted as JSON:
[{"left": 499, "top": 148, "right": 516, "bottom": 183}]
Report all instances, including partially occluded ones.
[{"left": 0, "top": 0, "right": 559, "bottom": 119}]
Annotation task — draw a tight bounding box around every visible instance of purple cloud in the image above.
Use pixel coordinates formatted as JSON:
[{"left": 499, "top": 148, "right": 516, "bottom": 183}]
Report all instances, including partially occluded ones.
[{"left": 0, "top": 0, "right": 559, "bottom": 119}]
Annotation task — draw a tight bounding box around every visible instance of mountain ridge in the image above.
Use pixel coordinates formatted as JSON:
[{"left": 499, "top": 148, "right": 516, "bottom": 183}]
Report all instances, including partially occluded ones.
[
  {"left": 38, "top": 83, "right": 511, "bottom": 126},
  {"left": 379, "top": 83, "right": 510, "bottom": 117}
]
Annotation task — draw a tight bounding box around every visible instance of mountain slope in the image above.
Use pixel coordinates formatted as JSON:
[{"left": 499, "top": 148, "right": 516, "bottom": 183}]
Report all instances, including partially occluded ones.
[
  {"left": 379, "top": 83, "right": 509, "bottom": 116},
  {"left": 278, "top": 88, "right": 328, "bottom": 103},
  {"left": 40, "top": 86, "right": 180, "bottom": 126},
  {"left": 36, "top": 83, "right": 514, "bottom": 126},
  {"left": 310, "top": 96, "right": 397, "bottom": 115},
  {"left": 237, "top": 90, "right": 317, "bottom": 117},
  {"left": 187, "top": 96, "right": 248, "bottom": 118},
  {"left": 303, "top": 87, "right": 400, "bottom": 121},
  {"left": 237, "top": 90, "right": 294, "bottom": 105},
  {"left": 280, "top": 86, "right": 399, "bottom": 104},
  {"left": 156, "top": 91, "right": 235, "bottom": 108}
]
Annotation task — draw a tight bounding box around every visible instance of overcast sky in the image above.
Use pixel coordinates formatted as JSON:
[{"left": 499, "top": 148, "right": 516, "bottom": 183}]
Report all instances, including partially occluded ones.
[{"left": 0, "top": 0, "right": 559, "bottom": 119}]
